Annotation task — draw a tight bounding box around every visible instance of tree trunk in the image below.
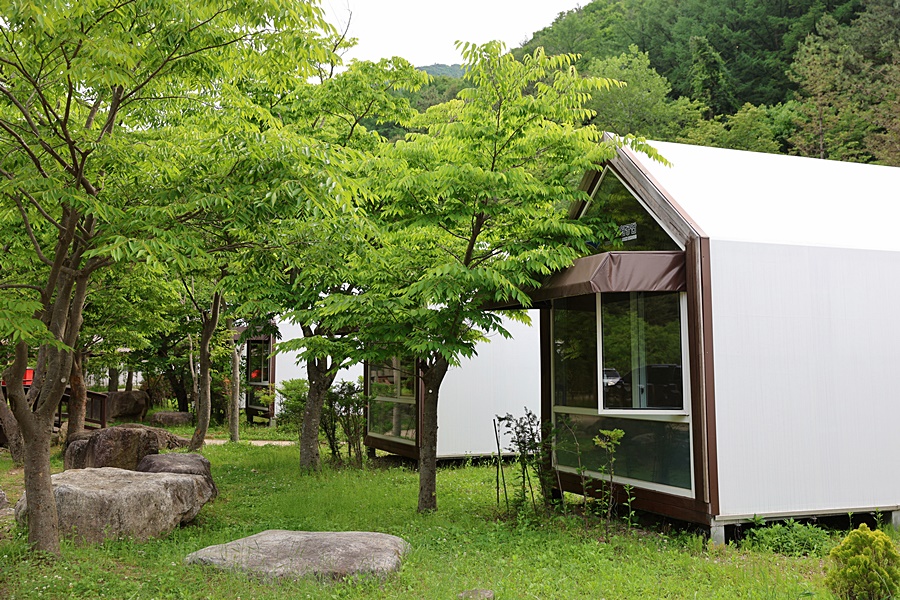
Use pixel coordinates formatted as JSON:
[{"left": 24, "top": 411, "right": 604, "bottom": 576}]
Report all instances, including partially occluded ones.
[
  {"left": 166, "top": 367, "right": 189, "bottom": 413},
  {"left": 21, "top": 425, "right": 58, "bottom": 554},
  {"left": 125, "top": 369, "right": 134, "bottom": 392},
  {"left": 418, "top": 355, "right": 449, "bottom": 512},
  {"left": 107, "top": 366, "right": 119, "bottom": 393},
  {"left": 0, "top": 391, "right": 25, "bottom": 465},
  {"left": 299, "top": 357, "right": 337, "bottom": 471},
  {"left": 188, "top": 334, "right": 199, "bottom": 411},
  {"left": 68, "top": 349, "right": 87, "bottom": 435},
  {"left": 189, "top": 292, "right": 221, "bottom": 452},
  {"left": 228, "top": 322, "right": 240, "bottom": 443}
]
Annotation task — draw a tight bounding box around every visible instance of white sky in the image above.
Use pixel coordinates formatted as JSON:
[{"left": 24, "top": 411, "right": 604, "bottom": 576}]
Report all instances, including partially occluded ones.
[{"left": 320, "top": 1, "right": 584, "bottom": 67}]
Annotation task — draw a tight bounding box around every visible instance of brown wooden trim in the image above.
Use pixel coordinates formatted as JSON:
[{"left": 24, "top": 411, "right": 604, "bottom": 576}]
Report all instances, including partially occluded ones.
[
  {"left": 699, "top": 236, "right": 720, "bottom": 516},
  {"left": 365, "top": 434, "right": 418, "bottom": 459},
  {"left": 685, "top": 238, "right": 706, "bottom": 507},
  {"left": 554, "top": 470, "right": 713, "bottom": 525}
]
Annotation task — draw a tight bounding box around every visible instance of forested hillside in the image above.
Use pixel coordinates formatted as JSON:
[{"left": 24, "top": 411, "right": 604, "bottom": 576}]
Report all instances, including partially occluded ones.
[{"left": 404, "top": 0, "right": 899, "bottom": 165}]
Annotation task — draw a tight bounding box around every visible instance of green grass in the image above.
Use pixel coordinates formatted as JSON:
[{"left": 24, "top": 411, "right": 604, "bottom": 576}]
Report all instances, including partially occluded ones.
[{"left": 0, "top": 444, "right": 838, "bottom": 599}]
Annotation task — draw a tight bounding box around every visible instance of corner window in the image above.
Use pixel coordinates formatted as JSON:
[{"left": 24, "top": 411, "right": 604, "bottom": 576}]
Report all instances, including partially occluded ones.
[
  {"left": 247, "top": 339, "right": 270, "bottom": 385},
  {"left": 367, "top": 357, "right": 417, "bottom": 444}
]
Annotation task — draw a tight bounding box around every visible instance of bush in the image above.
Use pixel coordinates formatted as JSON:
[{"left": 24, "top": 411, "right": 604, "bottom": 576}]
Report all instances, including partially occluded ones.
[
  {"left": 321, "top": 380, "right": 366, "bottom": 465},
  {"left": 276, "top": 378, "right": 308, "bottom": 433},
  {"left": 826, "top": 523, "right": 900, "bottom": 600},
  {"left": 741, "top": 519, "right": 833, "bottom": 557}
]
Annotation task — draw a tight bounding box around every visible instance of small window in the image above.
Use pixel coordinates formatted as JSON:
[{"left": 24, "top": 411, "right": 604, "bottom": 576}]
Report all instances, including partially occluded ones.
[
  {"left": 247, "top": 339, "right": 270, "bottom": 385},
  {"left": 552, "top": 295, "right": 598, "bottom": 410}
]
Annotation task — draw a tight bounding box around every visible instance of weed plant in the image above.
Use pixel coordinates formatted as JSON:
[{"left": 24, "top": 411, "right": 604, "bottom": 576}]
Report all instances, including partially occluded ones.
[
  {"left": 741, "top": 519, "right": 836, "bottom": 557},
  {"left": 0, "top": 445, "right": 833, "bottom": 599}
]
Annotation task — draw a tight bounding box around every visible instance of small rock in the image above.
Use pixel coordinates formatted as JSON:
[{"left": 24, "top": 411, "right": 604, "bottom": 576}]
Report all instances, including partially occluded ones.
[
  {"left": 185, "top": 530, "right": 409, "bottom": 580},
  {"left": 459, "top": 590, "right": 495, "bottom": 599},
  {"left": 0, "top": 487, "right": 8, "bottom": 510}
]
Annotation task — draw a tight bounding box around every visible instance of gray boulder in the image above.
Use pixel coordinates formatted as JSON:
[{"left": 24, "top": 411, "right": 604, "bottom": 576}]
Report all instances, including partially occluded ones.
[
  {"left": 64, "top": 425, "right": 159, "bottom": 471},
  {"left": 107, "top": 390, "right": 149, "bottom": 421},
  {"left": 64, "top": 438, "right": 89, "bottom": 470},
  {"left": 184, "top": 530, "right": 409, "bottom": 580},
  {"left": 137, "top": 453, "right": 217, "bottom": 499},
  {"left": 149, "top": 411, "right": 192, "bottom": 428},
  {"left": 116, "top": 423, "right": 190, "bottom": 450},
  {"left": 0, "top": 487, "right": 7, "bottom": 510},
  {"left": 15, "top": 467, "right": 215, "bottom": 545}
]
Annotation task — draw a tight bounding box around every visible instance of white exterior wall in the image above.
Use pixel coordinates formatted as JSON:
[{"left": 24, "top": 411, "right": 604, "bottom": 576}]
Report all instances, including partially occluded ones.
[
  {"left": 274, "top": 316, "right": 540, "bottom": 457},
  {"left": 435, "top": 316, "right": 541, "bottom": 457},
  {"left": 710, "top": 239, "right": 900, "bottom": 519}
]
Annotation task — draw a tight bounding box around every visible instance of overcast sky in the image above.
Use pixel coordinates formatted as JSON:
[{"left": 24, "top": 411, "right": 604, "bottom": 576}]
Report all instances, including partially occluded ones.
[{"left": 320, "top": 1, "right": 584, "bottom": 67}]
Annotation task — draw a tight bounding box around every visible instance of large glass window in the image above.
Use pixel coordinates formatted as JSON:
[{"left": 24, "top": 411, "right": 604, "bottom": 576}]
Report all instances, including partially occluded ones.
[
  {"left": 601, "top": 292, "right": 684, "bottom": 410},
  {"left": 552, "top": 291, "right": 691, "bottom": 493},
  {"left": 368, "top": 357, "right": 417, "bottom": 444},
  {"left": 555, "top": 413, "right": 692, "bottom": 490},
  {"left": 580, "top": 169, "right": 681, "bottom": 253}
]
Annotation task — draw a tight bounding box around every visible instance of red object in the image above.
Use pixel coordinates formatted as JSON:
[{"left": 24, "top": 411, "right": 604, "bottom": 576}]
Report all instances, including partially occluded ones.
[{"left": 1, "top": 368, "right": 34, "bottom": 387}]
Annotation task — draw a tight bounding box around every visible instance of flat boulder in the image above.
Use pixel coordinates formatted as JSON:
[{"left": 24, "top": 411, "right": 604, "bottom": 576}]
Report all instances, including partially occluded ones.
[
  {"left": 15, "top": 467, "right": 215, "bottom": 545},
  {"left": 64, "top": 425, "right": 159, "bottom": 470},
  {"left": 149, "top": 411, "right": 192, "bottom": 428},
  {"left": 184, "top": 530, "right": 409, "bottom": 580},
  {"left": 137, "top": 453, "right": 217, "bottom": 499},
  {"left": 107, "top": 390, "right": 149, "bottom": 421},
  {"left": 117, "top": 423, "right": 190, "bottom": 450}
]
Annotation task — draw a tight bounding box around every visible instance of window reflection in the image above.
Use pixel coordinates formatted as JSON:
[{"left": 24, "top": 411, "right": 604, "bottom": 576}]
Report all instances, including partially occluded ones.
[{"left": 552, "top": 295, "right": 598, "bottom": 409}]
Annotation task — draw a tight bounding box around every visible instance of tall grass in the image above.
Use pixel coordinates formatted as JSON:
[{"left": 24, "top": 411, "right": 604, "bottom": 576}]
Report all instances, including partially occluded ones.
[{"left": 0, "top": 445, "right": 831, "bottom": 598}]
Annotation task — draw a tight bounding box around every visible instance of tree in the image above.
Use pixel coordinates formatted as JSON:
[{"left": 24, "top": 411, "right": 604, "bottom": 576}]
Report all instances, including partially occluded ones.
[
  {"left": 0, "top": 0, "right": 331, "bottom": 554},
  {"left": 788, "top": 15, "right": 874, "bottom": 161},
  {"left": 688, "top": 36, "right": 737, "bottom": 117},
  {"left": 240, "top": 56, "right": 428, "bottom": 471},
  {"left": 307, "top": 42, "right": 663, "bottom": 511}
]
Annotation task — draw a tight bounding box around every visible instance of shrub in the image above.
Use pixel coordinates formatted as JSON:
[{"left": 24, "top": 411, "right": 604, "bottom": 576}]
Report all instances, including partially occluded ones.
[
  {"left": 826, "top": 523, "right": 900, "bottom": 600},
  {"left": 276, "top": 378, "right": 309, "bottom": 433},
  {"left": 321, "top": 380, "right": 366, "bottom": 465},
  {"left": 741, "top": 518, "right": 833, "bottom": 557}
]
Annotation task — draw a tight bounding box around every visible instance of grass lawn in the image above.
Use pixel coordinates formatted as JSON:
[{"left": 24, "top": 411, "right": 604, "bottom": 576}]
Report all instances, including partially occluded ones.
[{"left": 0, "top": 441, "right": 845, "bottom": 599}]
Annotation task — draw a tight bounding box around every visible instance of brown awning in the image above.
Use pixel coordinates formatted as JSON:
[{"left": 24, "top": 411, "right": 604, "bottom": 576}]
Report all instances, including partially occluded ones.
[
  {"left": 486, "top": 251, "right": 686, "bottom": 310},
  {"left": 531, "top": 251, "right": 686, "bottom": 302}
]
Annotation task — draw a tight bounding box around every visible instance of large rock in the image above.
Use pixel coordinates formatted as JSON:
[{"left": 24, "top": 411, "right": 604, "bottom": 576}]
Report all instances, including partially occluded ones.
[
  {"left": 149, "top": 411, "right": 192, "bottom": 428},
  {"left": 64, "top": 426, "right": 159, "bottom": 470},
  {"left": 137, "top": 453, "right": 217, "bottom": 499},
  {"left": 184, "top": 530, "right": 410, "bottom": 580},
  {"left": 116, "top": 423, "right": 190, "bottom": 450},
  {"left": 106, "top": 390, "right": 149, "bottom": 421},
  {"left": 14, "top": 467, "right": 215, "bottom": 545},
  {"left": 64, "top": 438, "right": 89, "bottom": 470}
]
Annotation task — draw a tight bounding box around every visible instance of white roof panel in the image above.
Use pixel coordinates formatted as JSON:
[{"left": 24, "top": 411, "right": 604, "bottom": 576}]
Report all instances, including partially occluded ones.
[{"left": 626, "top": 140, "right": 900, "bottom": 252}]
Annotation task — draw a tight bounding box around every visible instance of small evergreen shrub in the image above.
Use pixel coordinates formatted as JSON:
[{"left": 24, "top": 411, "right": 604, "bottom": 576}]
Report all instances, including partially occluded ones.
[
  {"left": 741, "top": 519, "right": 833, "bottom": 557},
  {"left": 826, "top": 523, "right": 900, "bottom": 600}
]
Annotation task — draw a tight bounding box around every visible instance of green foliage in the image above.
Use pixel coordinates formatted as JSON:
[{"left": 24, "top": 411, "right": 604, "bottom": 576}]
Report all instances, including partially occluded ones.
[
  {"left": 741, "top": 519, "right": 834, "bottom": 557},
  {"left": 593, "top": 428, "right": 625, "bottom": 525},
  {"left": 496, "top": 408, "right": 554, "bottom": 514},
  {"left": 321, "top": 379, "right": 367, "bottom": 465},
  {"left": 275, "top": 378, "right": 309, "bottom": 433},
  {"left": 826, "top": 523, "right": 900, "bottom": 599}
]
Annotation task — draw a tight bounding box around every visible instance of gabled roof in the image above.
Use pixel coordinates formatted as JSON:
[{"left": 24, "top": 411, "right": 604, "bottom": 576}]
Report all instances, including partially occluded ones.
[{"left": 620, "top": 141, "right": 900, "bottom": 252}]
